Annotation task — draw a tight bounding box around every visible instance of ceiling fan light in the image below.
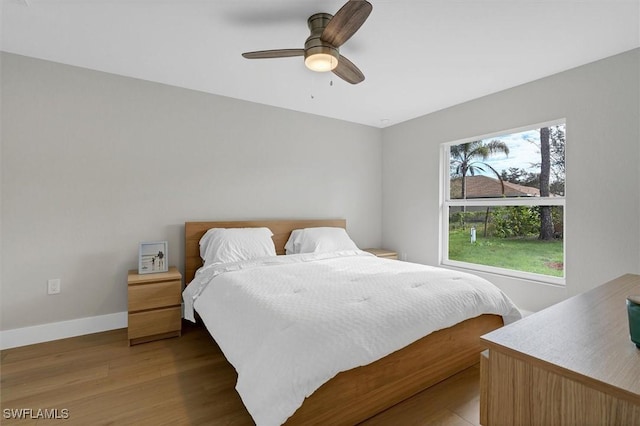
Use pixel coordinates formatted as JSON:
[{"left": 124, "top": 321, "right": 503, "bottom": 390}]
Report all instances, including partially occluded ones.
[
  {"left": 305, "top": 53, "right": 338, "bottom": 72},
  {"left": 304, "top": 43, "right": 340, "bottom": 72}
]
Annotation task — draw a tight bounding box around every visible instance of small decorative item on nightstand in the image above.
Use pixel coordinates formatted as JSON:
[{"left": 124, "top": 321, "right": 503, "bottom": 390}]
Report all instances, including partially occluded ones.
[
  {"left": 362, "top": 248, "right": 398, "bottom": 260},
  {"left": 128, "top": 266, "right": 182, "bottom": 345},
  {"left": 138, "top": 241, "right": 168, "bottom": 274}
]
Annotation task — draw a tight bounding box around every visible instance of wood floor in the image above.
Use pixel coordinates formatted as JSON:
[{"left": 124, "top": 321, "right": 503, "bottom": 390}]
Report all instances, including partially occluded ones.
[{"left": 1, "top": 321, "right": 482, "bottom": 425}]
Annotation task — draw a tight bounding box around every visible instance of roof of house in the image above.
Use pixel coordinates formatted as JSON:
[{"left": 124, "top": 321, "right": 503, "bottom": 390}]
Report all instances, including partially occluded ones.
[{"left": 450, "top": 175, "right": 541, "bottom": 199}]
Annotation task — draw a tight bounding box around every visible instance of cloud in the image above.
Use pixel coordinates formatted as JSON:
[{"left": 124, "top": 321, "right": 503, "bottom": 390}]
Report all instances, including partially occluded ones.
[{"left": 481, "top": 129, "right": 541, "bottom": 174}]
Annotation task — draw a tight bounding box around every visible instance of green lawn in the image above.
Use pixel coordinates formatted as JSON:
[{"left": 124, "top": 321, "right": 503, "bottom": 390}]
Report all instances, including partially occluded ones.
[{"left": 448, "top": 228, "right": 564, "bottom": 277}]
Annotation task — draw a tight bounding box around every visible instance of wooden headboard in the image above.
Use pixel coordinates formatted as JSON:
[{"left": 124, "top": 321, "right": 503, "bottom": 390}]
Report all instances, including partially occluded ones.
[{"left": 184, "top": 219, "right": 346, "bottom": 283}]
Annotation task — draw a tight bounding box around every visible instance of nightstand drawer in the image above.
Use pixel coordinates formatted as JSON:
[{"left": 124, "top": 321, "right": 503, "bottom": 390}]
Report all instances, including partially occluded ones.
[
  {"left": 128, "top": 280, "right": 181, "bottom": 312},
  {"left": 128, "top": 307, "right": 181, "bottom": 340}
]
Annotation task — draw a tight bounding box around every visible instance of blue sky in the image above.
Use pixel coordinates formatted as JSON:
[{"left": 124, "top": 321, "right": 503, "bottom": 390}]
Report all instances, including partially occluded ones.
[
  {"left": 477, "top": 129, "right": 542, "bottom": 176},
  {"left": 451, "top": 123, "right": 566, "bottom": 180}
]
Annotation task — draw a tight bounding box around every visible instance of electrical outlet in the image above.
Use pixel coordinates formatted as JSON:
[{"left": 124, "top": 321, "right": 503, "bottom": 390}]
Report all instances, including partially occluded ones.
[{"left": 47, "top": 278, "right": 61, "bottom": 295}]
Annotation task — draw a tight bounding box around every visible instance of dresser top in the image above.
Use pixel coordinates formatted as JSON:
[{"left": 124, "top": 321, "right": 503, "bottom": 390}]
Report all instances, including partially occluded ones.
[{"left": 482, "top": 273, "right": 640, "bottom": 402}]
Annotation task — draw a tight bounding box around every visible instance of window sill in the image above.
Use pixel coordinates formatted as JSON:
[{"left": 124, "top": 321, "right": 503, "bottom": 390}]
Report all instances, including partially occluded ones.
[{"left": 441, "top": 259, "right": 566, "bottom": 287}]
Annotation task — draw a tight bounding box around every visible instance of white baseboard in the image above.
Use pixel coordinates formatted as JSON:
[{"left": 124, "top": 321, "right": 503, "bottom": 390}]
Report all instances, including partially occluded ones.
[{"left": 0, "top": 312, "right": 128, "bottom": 350}]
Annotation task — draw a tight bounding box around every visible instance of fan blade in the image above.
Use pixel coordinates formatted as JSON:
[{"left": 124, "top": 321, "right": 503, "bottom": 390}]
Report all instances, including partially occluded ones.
[
  {"left": 333, "top": 55, "right": 365, "bottom": 84},
  {"left": 321, "top": 0, "right": 372, "bottom": 48},
  {"left": 242, "top": 49, "right": 304, "bottom": 59}
]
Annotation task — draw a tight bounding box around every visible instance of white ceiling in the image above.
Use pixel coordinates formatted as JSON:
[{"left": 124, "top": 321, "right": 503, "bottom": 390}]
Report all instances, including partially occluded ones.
[{"left": 2, "top": 0, "right": 639, "bottom": 128}]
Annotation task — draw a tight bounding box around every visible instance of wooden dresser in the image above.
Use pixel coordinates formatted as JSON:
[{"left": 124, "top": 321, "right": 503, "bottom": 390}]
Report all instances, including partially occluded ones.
[
  {"left": 127, "top": 266, "right": 182, "bottom": 345},
  {"left": 480, "top": 274, "right": 640, "bottom": 425}
]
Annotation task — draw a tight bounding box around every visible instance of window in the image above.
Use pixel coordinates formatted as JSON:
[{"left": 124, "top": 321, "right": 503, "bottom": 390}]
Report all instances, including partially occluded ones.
[{"left": 442, "top": 120, "right": 566, "bottom": 284}]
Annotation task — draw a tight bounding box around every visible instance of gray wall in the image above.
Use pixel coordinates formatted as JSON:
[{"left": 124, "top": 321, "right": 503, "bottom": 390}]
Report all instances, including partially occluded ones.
[
  {"left": 381, "top": 48, "right": 640, "bottom": 312},
  {"left": 2, "top": 48, "right": 639, "bottom": 334},
  {"left": 1, "top": 53, "right": 382, "bottom": 331}
]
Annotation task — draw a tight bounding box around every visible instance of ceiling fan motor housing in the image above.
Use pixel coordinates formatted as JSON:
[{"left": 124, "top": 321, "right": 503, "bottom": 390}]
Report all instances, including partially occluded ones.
[{"left": 304, "top": 13, "right": 339, "bottom": 71}]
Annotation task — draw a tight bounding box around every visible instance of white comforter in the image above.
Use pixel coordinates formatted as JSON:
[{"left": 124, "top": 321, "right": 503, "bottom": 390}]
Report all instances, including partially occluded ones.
[{"left": 183, "top": 250, "right": 521, "bottom": 426}]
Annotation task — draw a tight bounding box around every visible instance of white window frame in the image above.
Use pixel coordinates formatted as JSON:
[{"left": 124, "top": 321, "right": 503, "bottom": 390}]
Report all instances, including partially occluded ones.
[{"left": 440, "top": 119, "right": 566, "bottom": 286}]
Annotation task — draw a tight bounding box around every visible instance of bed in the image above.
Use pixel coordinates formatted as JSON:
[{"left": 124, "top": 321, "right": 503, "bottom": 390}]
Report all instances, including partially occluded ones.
[{"left": 183, "top": 219, "right": 520, "bottom": 425}]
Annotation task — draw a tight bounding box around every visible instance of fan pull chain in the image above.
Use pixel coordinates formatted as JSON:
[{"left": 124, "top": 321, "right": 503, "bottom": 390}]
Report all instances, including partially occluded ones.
[{"left": 310, "top": 73, "right": 333, "bottom": 99}]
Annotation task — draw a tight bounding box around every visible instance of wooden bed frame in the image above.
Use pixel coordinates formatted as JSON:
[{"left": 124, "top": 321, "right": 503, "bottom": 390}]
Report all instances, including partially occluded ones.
[{"left": 184, "top": 219, "right": 503, "bottom": 425}]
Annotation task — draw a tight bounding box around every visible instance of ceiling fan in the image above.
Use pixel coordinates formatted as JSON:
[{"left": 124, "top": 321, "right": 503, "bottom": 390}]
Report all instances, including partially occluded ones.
[{"left": 241, "top": 0, "right": 373, "bottom": 85}]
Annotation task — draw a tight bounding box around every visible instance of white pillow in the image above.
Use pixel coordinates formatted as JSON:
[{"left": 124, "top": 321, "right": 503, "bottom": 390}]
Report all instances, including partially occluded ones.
[
  {"left": 285, "top": 227, "right": 359, "bottom": 254},
  {"left": 200, "top": 227, "right": 276, "bottom": 265}
]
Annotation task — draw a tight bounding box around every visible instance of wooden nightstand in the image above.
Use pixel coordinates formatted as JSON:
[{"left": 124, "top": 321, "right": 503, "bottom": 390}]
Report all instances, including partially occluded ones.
[
  {"left": 128, "top": 266, "right": 182, "bottom": 345},
  {"left": 363, "top": 248, "right": 398, "bottom": 260}
]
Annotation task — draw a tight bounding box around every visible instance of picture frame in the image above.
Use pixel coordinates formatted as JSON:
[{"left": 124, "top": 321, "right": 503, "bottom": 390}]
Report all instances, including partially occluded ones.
[{"left": 138, "top": 241, "right": 168, "bottom": 274}]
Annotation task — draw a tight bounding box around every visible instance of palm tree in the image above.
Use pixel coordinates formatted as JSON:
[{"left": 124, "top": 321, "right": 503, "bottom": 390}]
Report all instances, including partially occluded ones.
[
  {"left": 450, "top": 140, "right": 510, "bottom": 234},
  {"left": 450, "top": 140, "right": 510, "bottom": 200}
]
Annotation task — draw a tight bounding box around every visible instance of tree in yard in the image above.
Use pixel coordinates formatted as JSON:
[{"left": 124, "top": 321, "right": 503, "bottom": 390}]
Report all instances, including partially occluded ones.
[
  {"left": 523, "top": 124, "right": 565, "bottom": 195},
  {"left": 549, "top": 125, "right": 566, "bottom": 196},
  {"left": 500, "top": 167, "right": 539, "bottom": 188},
  {"left": 451, "top": 140, "right": 510, "bottom": 234},
  {"left": 450, "top": 140, "right": 510, "bottom": 200},
  {"left": 539, "top": 127, "right": 555, "bottom": 240}
]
